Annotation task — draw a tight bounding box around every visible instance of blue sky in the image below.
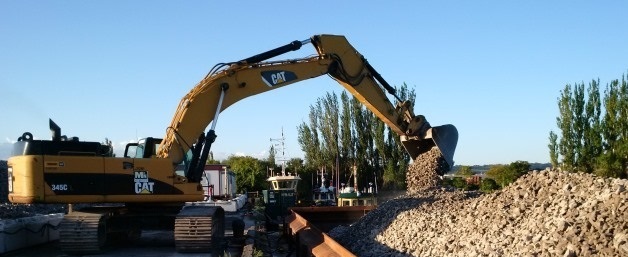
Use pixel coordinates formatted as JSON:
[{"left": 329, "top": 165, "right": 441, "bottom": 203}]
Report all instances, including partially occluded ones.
[{"left": 1, "top": 1, "right": 627, "bottom": 165}]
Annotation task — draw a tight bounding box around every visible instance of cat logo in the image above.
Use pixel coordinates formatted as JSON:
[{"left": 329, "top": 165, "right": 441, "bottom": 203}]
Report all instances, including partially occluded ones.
[
  {"left": 261, "top": 70, "right": 297, "bottom": 87},
  {"left": 134, "top": 171, "right": 155, "bottom": 194}
]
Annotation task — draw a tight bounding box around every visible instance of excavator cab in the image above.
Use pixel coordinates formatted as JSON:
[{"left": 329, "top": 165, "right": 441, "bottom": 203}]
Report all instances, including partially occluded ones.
[{"left": 124, "top": 137, "right": 162, "bottom": 158}]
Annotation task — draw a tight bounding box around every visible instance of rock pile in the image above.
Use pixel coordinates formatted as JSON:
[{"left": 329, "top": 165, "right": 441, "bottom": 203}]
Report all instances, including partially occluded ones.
[
  {"left": 405, "top": 147, "right": 448, "bottom": 193},
  {"left": 331, "top": 169, "right": 628, "bottom": 256}
]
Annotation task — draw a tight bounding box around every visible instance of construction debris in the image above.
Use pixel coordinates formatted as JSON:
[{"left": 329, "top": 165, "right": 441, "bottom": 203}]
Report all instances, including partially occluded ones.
[
  {"left": 405, "top": 147, "right": 448, "bottom": 193},
  {"left": 331, "top": 165, "right": 628, "bottom": 257}
]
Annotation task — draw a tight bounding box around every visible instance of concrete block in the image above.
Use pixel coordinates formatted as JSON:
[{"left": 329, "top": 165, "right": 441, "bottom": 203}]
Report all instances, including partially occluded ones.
[
  {"left": 0, "top": 213, "right": 64, "bottom": 254},
  {"left": 0, "top": 218, "right": 27, "bottom": 253}
]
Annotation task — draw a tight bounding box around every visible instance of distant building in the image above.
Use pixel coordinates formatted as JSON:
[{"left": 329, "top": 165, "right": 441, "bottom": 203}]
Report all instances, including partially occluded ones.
[
  {"left": 197, "top": 164, "right": 236, "bottom": 200},
  {"left": 465, "top": 175, "right": 482, "bottom": 185}
]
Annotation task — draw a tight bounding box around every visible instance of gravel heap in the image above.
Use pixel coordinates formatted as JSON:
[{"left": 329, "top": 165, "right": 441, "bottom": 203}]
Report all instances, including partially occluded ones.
[
  {"left": 406, "top": 147, "right": 449, "bottom": 193},
  {"left": 330, "top": 153, "right": 628, "bottom": 256},
  {"left": 0, "top": 160, "right": 67, "bottom": 220}
]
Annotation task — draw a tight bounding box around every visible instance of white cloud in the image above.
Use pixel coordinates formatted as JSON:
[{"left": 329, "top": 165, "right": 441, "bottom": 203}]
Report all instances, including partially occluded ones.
[
  {"left": 0, "top": 143, "right": 12, "bottom": 160},
  {"left": 111, "top": 140, "right": 138, "bottom": 157},
  {"left": 229, "top": 150, "right": 268, "bottom": 160}
]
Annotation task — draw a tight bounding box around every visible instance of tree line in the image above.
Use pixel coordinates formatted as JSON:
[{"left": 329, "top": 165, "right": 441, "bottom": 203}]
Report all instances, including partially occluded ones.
[
  {"left": 210, "top": 83, "right": 414, "bottom": 199},
  {"left": 220, "top": 73, "right": 628, "bottom": 196},
  {"left": 296, "top": 84, "right": 416, "bottom": 191},
  {"left": 548, "top": 73, "right": 628, "bottom": 178}
]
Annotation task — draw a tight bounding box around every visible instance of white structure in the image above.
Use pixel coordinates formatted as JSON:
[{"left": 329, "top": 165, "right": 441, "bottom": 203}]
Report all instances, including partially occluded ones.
[{"left": 201, "top": 164, "right": 236, "bottom": 199}]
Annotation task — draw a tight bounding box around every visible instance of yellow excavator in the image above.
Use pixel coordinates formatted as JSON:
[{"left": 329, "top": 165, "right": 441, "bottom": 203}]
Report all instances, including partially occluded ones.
[{"left": 6, "top": 34, "right": 458, "bottom": 253}]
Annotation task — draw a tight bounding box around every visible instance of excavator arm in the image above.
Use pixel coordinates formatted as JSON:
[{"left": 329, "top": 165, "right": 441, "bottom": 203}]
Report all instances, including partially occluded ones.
[{"left": 158, "top": 34, "right": 458, "bottom": 173}]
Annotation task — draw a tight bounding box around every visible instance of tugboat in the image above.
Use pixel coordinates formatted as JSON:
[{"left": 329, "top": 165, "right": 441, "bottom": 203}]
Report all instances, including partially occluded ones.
[
  {"left": 337, "top": 165, "right": 378, "bottom": 207},
  {"left": 312, "top": 169, "right": 336, "bottom": 206},
  {"left": 262, "top": 130, "right": 301, "bottom": 227}
]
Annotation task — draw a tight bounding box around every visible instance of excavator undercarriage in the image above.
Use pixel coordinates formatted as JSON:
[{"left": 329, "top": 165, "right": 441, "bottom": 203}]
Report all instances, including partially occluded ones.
[{"left": 57, "top": 204, "right": 224, "bottom": 254}]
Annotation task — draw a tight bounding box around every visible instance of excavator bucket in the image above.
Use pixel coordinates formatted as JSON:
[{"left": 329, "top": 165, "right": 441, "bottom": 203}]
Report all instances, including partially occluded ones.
[{"left": 401, "top": 124, "right": 458, "bottom": 169}]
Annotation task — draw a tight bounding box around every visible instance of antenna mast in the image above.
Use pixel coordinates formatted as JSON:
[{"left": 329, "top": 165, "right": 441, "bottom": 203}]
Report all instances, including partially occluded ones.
[{"left": 270, "top": 127, "right": 288, "bottom": 175}]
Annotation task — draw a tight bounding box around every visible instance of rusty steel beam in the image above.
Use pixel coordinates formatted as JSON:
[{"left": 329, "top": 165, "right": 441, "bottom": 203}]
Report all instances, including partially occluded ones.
[{"left": 286, "top": 206, "right": 375, "bottom": 257}]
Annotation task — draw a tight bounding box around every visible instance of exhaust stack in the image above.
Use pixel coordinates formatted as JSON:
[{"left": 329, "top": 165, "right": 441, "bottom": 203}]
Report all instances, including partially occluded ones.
[{"left": 50, "top": 119, "right": 61, "bottom": 141}]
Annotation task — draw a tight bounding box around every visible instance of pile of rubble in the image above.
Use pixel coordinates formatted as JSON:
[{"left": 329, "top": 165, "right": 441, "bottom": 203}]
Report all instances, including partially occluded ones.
[
  {"left": 330, "top": 150, "right": 628, "bottom": 257},
  {"left": 405, "top": 147, "right": 449, "bottom": 193}
]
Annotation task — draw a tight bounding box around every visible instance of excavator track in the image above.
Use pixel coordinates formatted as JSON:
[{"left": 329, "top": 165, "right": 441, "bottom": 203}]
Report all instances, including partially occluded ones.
[
  {"left": 174, "top": 205, "right": 225, "bottom": 253},
  {"left": 58, "top": 211, "right": 107, "bottom": 254}
]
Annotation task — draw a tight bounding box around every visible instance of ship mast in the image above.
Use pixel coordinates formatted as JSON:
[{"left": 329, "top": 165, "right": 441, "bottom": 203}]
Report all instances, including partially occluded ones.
[{"left": 270, "top": 127, "right": 288, "bottom": 176}]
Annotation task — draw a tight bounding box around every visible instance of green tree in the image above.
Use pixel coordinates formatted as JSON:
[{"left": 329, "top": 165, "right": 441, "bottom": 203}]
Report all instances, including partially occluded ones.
[
  {"left": 320, "top": 92, "right": 340, "bottom": 166},
  {"left": 485, "top": 165, "right": 508, "bottom": 188},
  {"left": 485, "top": 162, "right": 527, "bottom": 188},
  {"left": 339, "top": 91, "right": 354, "bottom": 182},
  {"left": 571, "top": 82, "right": 586, "bottom": 172},
  {"left": 548, "top": 131, "right": 559, "bottom": 168},
  {"left": 225, "top": 155, "right": 266, "bottom": 192},
  {"left": 582, "top": 80, "right": 602, "bottom": 173},
  {"left": 509, "top": 161, "right": 530, "bottom": 177},
  {"left": 465, "top": 182, "right": 479, "bottom": 191},
  {"left": 267, "top": 144, "right": 277, "bottom": 170},
  {"left": 455, "top": 166, "right": 474, "bottom": 177},
  {"left": 297, "top": 83, "right": 418, "bottom": 190},
  {"left": 451, "top": 177, "right": 466, "bottom": 189},
  {"left": 619, "top": 75, "right": 628, "bottom": 177},
  {"left": 480, "top": 178, "right": 499, "bottom": 193},
  {"left": 298, "top": 93, "right": 343, "bottom": 185},
  {"left": 103, "top": 138, "right": 114, "bottom": 157},
  {"left": 285, "top": 157, "right": 304, "bottom": 175},
  {"left": 297, "top": 109, "right": 323, "bottom": 169},
  {"left": 599, "top": 77, "right": 628, "bottom": 177},
  {"left": 441, "top": 177, "right": 453, "bottom": 187},
  {"left": 556, "top": 84, "right": 576, "bottom": 170},
  {"left": 550, "top": 74, "right": 628, "bottom": 178},
  {"left": 376, "top": 83, "right": 416, "bottom": 190},
  {"left": 352, "top": 97, "right": 371, "bottom": 184}
]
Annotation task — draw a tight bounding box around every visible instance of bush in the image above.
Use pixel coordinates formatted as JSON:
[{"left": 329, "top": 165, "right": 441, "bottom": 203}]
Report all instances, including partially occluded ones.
[
  {"left": 441, "top": 177, "right": 453, "bottom": 187},
  {"left": 480, "top": 178, "right": 499, "bottom": 193},
  {"left": 465, "top": 183, "right": 480, "bottom": 191},
  {"left": 451, "top": 177, "right": 466, "bottom": 189}
]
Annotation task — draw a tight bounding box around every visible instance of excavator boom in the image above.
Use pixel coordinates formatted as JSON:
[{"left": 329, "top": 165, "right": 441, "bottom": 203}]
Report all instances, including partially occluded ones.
[{"left": 158, "top": 34, "right": 458, "bottom": 169}]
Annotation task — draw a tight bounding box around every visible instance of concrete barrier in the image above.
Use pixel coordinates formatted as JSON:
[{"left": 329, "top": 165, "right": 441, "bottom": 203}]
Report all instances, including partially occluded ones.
[
  {"left": 0, "top": 213, "right": 64, "bottom": 254},
  {"left": 191, "top": 194, "right": 247, "bottom": 212}
]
